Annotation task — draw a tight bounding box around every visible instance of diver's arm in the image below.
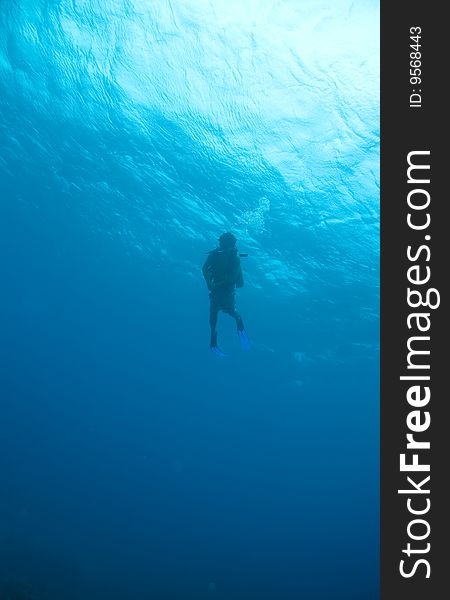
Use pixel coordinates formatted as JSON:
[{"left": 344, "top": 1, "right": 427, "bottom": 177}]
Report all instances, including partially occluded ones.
[
  {"left": 202, "top": 256, "right": 214, "bottom": 290},
  {"left": 235, "top": 264, "right": 244, "bottom": 288},
  {"left": 231, "top": 257, "right": 244, "bottom": 288}
]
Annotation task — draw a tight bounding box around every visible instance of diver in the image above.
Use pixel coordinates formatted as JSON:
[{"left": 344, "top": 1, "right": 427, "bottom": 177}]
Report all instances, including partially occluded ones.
[{"left": 202, "top": 232, "right": 250, "bottom": 356}]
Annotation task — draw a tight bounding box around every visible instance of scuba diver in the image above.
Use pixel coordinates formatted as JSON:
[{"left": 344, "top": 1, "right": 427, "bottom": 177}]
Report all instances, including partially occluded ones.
[{"left": 202, "top": 232, "right": 250, "bottom": 356}]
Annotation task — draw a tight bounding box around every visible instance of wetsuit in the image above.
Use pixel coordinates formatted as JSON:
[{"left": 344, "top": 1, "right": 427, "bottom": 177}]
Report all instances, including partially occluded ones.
[{"left": 202, "top": 247, "right": 245, "bottom": 348}]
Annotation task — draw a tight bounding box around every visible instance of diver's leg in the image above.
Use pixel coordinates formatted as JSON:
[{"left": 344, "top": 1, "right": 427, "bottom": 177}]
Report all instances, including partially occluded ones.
[
  {"left": 234, "top": 311, "right": 245, "bottom": 331},
  {"left": 223, "top": 295, "right": 250, "bottom": 350},
  {"left": 224, "top": 307, "right": 244, "bottom": 331},
  {"left": 209, "top": 304, "right": 218, "bottom": 347},
  {"left": 209, "top": 304, "right": 227, "bottom": 356},
  {"left": 235, "top": 311, "right": 250, "bottom": 349},
  {"left": 222, "top": 294, "right": 244, "bottom": 331},
  {"left": 227, "top": 309, "right": 250, "bottom": 350}
]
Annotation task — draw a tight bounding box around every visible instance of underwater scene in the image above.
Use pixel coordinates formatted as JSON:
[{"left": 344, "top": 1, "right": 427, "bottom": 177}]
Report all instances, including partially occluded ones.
[{"left": 1, "top": 1, "right": 379, "bottom": 598}]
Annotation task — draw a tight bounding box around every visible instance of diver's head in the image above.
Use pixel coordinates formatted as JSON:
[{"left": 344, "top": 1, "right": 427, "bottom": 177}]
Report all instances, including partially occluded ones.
[{"left": 219, "top": 231, "right": 237, "bottom": 251}]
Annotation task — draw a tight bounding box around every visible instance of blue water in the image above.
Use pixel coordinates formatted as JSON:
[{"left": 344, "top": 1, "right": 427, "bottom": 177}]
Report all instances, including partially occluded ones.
[{"left": 0, "top": 1, "right": 379, "bottom": 598}]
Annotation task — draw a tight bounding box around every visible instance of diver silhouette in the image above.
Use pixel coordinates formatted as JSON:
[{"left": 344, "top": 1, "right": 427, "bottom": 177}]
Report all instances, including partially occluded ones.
[{"left": 202, "top": 232, "right": 250, "bottom": 356}]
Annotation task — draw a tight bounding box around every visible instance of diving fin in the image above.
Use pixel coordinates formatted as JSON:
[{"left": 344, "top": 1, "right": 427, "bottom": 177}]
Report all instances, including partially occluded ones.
[
  {"left": 210, "top": 331, "right": 227, "bottom": 358},
  {"left": 211, "top": 345, "right": 228, "bottom": 358},
  {"left": 237, "top": 328, "right": 251, "bottom": 351}
]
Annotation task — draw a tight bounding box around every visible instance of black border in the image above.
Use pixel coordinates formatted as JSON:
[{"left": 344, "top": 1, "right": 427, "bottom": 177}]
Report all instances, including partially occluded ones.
[{"left": 381, "top": 2, "right": 447, "bottom": 598}]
